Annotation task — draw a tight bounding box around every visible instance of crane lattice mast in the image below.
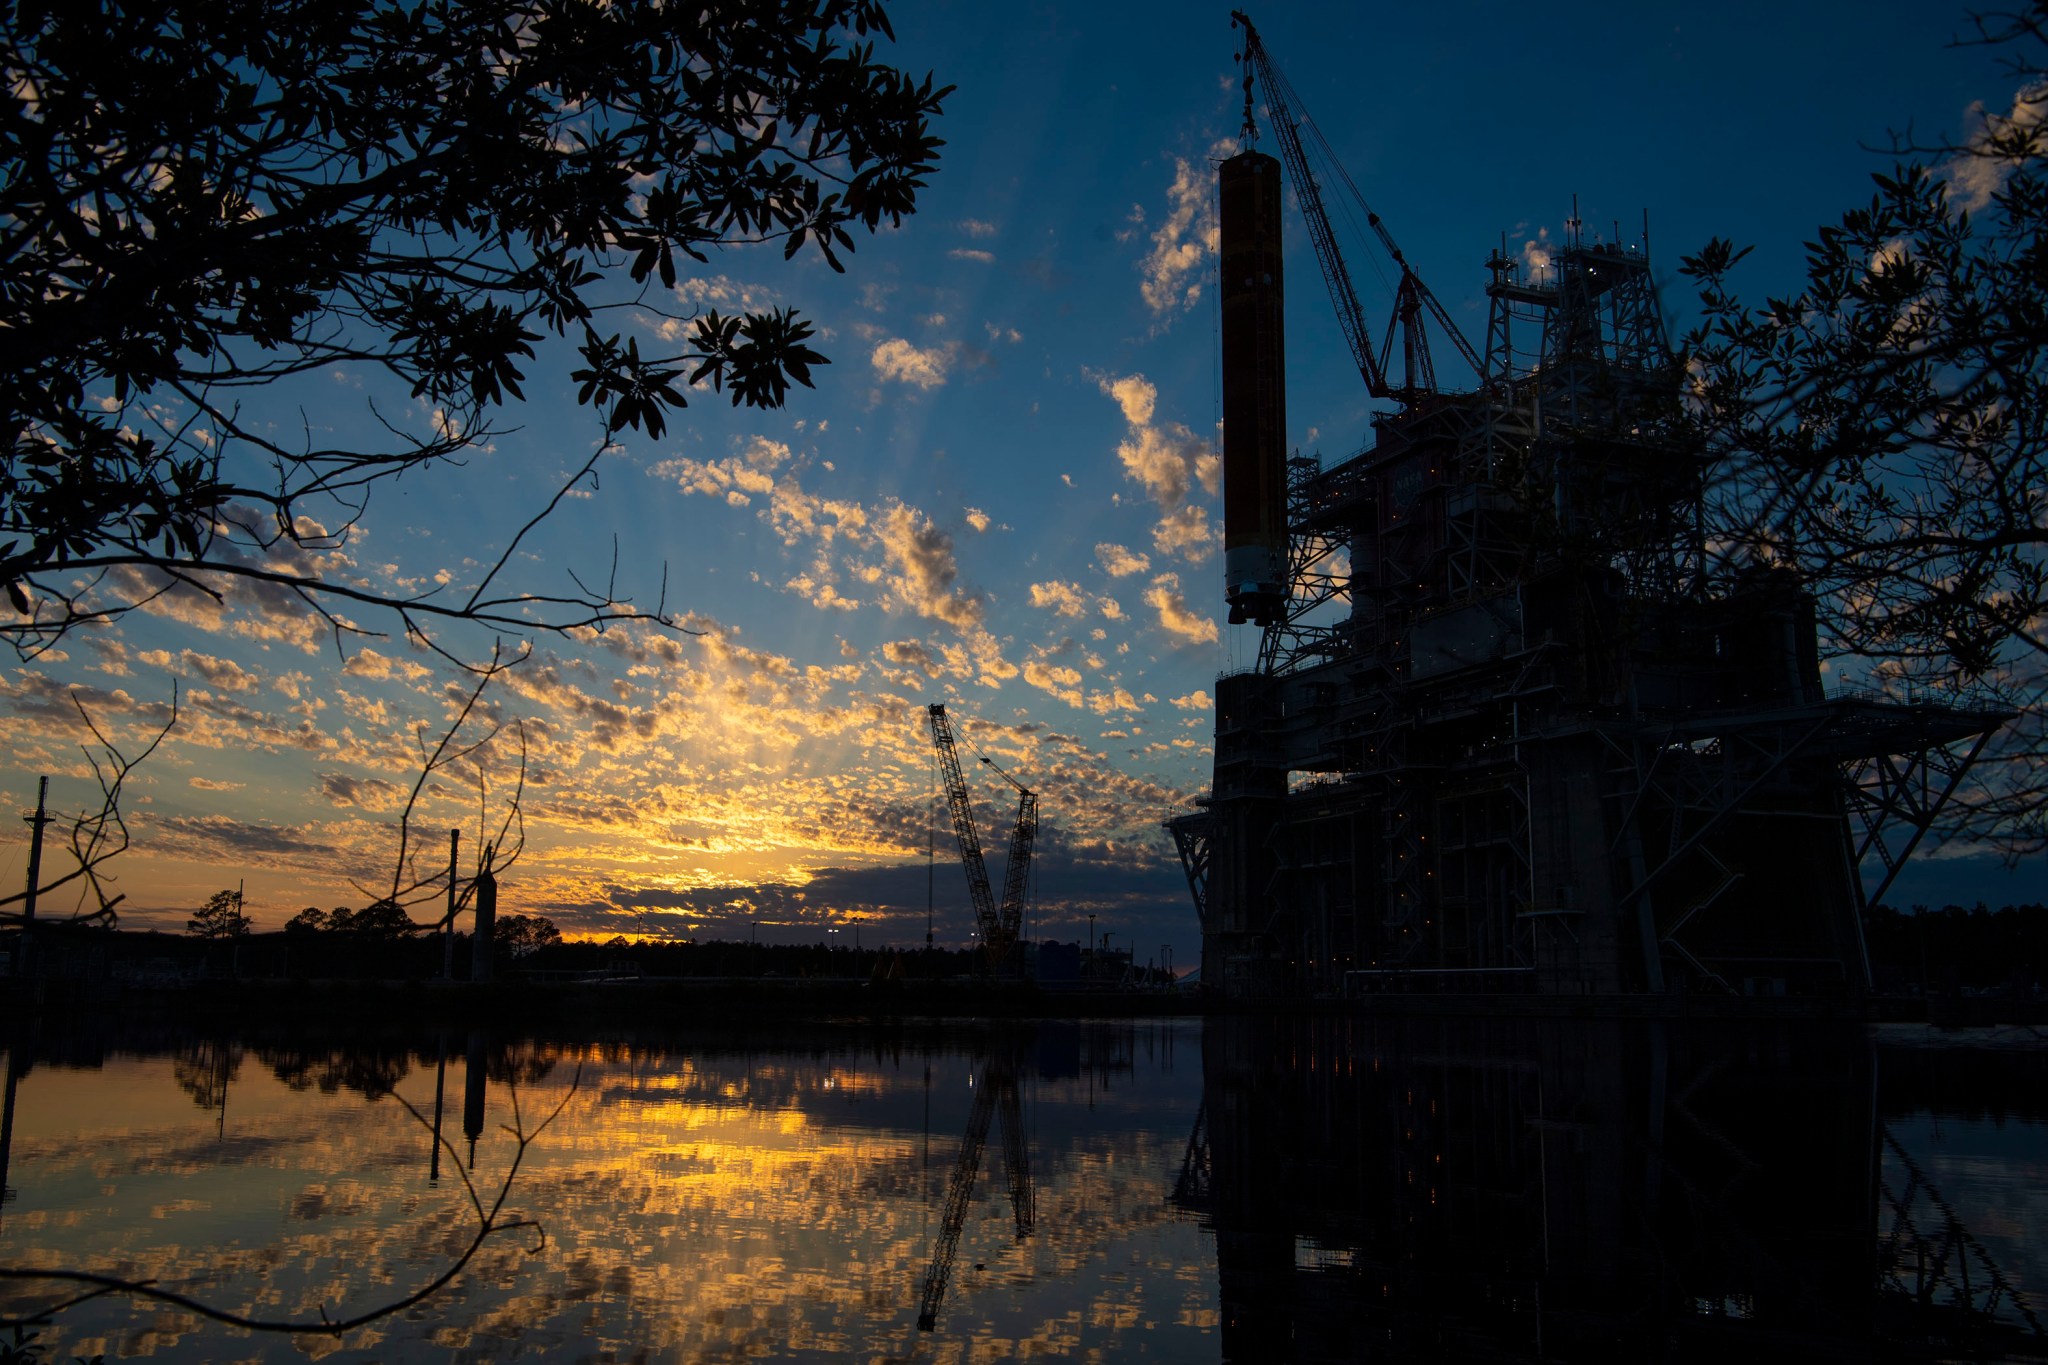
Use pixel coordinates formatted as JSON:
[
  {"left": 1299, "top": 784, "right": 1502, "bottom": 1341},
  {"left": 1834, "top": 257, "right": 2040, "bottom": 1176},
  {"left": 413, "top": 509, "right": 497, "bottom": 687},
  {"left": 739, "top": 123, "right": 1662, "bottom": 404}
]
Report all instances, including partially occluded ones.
[
  {"left": 926, "top": 703, "right": 1034, "bottom": 971},
  {"left": 914, "top": 1047, "right": 1033, "bottom": 1332},
  {"left": 1232, "top": 10, "right": 1484, "bottom": 401}
]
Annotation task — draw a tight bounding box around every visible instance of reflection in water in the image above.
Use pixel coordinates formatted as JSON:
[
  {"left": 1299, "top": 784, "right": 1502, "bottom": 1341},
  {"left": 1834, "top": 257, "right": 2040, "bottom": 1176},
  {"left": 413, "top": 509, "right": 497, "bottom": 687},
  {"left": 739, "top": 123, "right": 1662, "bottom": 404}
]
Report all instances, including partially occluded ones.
[
  {"left": 1188, "top": 1017, "right": 2048, "bottom": 1362},
  {"left": 0, "top": 1018, "right": 2039, "bottom": 1361},
  {"left": 917, "top": 1031, "right": 1035, "bottom": 1332},
  {"left": 0, "top": 1020, "right": 1210, "bottom": 1361},
  {"left": 463, "top": 1027, "right": 488, "bottom": 1166},
  {"left": 430, "top": 1028, "right": 448, "bottom": 1185},
  {"left": 0, "top": 1031, "right": 21, "bottom": 1224}
]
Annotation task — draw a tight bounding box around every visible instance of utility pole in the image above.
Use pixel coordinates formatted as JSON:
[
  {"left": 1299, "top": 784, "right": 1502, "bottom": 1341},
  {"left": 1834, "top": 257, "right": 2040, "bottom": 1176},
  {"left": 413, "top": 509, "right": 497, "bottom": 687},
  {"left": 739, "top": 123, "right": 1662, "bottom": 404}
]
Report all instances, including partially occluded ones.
[
  {"left": 18, "top": 778, "right": 50, "bottom": 977},
  {"left": 926, "top": 753, "right": 936, "bottom": 953}
]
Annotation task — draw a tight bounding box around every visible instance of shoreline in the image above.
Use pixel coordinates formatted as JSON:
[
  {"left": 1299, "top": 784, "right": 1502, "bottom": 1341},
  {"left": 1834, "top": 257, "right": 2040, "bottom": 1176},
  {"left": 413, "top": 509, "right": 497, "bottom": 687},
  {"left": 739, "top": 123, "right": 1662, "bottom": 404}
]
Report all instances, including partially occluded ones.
[{"left": 6, "top": 973, "right": 2044, "bottom": 1027}]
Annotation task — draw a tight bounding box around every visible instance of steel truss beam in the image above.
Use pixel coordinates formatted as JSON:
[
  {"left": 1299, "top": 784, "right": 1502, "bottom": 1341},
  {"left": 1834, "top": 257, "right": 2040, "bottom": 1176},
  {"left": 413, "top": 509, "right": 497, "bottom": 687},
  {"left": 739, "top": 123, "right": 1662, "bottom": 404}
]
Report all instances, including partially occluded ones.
[
  {"left": 1599, "top": 698, "right": 2006, "bottom": 991},
  {"left": 1846, "top": 728, "right": 1996, "bottom": 908},
  {"left": 1880, "top": 1124, "right": 2044, "bottom": 1337},
  {"left": 1166, "top": 812, "right": 1213, "bottom": 931},
  {"left": 1259, "top": 455, "right": 1352, "bottom": 676}
]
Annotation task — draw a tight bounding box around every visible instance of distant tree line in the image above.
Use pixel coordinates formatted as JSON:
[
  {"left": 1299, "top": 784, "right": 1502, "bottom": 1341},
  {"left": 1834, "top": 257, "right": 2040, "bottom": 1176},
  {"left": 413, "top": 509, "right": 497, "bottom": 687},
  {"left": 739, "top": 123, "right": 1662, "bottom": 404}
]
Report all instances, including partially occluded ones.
[
  {"left": 169, "top": 1036, "right": 560, "bottom": 1110},
  {"left": 153, "top": 915, "right": 999, "bottom": 982},
  {"left": 1864, "top": 903, "right": 2048, "bottom": 992}
]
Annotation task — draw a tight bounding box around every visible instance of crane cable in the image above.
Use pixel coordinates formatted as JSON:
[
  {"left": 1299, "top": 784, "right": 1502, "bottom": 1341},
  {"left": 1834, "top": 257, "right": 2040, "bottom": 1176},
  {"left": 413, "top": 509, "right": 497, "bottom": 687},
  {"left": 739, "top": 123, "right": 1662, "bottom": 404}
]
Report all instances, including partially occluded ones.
[{"left": 959, "top": 718, "right": 1030, "bottom": 796}]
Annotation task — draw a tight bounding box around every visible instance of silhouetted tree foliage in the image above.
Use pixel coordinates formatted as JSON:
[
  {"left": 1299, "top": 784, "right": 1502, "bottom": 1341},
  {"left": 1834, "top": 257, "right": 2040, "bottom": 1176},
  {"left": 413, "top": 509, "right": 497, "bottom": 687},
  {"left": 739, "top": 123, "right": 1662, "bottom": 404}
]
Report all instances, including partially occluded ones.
[
  {"left": 328, "top": 899, "right": 420, "bottom": 939},
  {"left": 1682, "top": 4, "right": 2048, "bottom": 855},
  {"left": 494, "top": 913, "right": 561, "bottom": 958},
  {"left": 185, "top": 888, "right": 251, "bottom": 938},
  {"left": 278, "top": 899, "right": 422, "bottom": 947},
  {"left": 283, "top": 906, "right": 328, "bottom": 935},
  {"left": 485, "top": 1040, "right": 557, "bottom": 1086},
  {"left": 1, "top": 0, "right": 949, "bottom": 656},
  {"left": 257, "top": 1042, "right": 413, "bottom": 1099},
  {"left": 1865, "top": 901, "right": 2048, "bottom": 991},
  {"left": 171, "top": 1039, "right": 242, "bottom": 1110}
]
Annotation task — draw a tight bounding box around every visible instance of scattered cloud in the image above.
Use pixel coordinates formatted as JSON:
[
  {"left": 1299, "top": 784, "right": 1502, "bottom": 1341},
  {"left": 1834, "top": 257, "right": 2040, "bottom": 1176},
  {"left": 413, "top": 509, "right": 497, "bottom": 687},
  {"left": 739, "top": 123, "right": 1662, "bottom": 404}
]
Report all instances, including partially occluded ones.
[
  {"left": 1115, "top": 202, "right": 1146, "bottom": 245},
  {"left": 1096, "top": 374, "right": 1219, "bottom": 564},
  {"left": 882, "top": 640, "right": 943, "bottom": 678},
  {"left": 1029, "top": 581, "right": 1088, "bottom": 618},
  {"left": 137, "top": 647, "right": 261, "bottom": 693},
  {"left": 1946, "top": 86, "right": 2048, "bottom": 211},
  {"left": 875, "top": 504, "right": 983, "bottom": 630},
  {"left": 948, "top": 248, "right": 996, "bottom": 264},
  {"left": 1139, "top": 140, "right": 1232, "bottom": 318},
  {"left": 1096, "top": 543, "right": 1151, "bottom": 577},
  {"left": 317, "top": 772, "right": 407, "bottom": 812},
  {"left": 341, "top": 647, "right": 432, "bottom": 684},
  {"left": 1144, "top": 573, "right": 1219, "bottom": 646},
  {"left": 871, "top": 337, "right": 953, "bottom": 389},
  {"left": 1151, "top": 503, "right": 1213, "bottom": 559},
  {"left": 674, "top": 274, "right": 779, "bottom": 311},
  {"left": 1024, "top": 659, "right": 1085, "bottom": 708},
  {"left": 1520, "top": 226, "right": 1554, "bottom": 281}
]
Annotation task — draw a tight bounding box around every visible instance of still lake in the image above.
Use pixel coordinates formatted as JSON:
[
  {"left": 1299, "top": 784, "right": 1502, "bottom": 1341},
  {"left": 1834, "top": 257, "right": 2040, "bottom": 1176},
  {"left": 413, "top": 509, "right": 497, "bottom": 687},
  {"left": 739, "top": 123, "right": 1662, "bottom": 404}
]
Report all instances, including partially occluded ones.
[{"left": 1, "top": 1015, "right": 2044, "bottom": 1362}]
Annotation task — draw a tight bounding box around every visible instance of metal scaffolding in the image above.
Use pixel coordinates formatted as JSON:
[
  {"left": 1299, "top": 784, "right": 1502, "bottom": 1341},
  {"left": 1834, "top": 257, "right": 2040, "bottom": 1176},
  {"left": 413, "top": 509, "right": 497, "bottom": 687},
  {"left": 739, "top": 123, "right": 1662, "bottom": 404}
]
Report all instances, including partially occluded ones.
[{"left": 1175, "top": 225, "right": 2010, "bottom": 999}]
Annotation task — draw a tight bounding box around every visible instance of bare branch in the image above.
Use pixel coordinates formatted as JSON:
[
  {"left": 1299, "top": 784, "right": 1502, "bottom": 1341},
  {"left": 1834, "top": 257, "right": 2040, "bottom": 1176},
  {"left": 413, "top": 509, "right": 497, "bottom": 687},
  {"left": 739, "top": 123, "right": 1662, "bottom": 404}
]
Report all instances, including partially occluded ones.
[
  {"left": 0, "top": 684, "right": 178, "bottom": 925},
  {"left": 0, "top": 1065, "right": 583, "bottom": 1337}
]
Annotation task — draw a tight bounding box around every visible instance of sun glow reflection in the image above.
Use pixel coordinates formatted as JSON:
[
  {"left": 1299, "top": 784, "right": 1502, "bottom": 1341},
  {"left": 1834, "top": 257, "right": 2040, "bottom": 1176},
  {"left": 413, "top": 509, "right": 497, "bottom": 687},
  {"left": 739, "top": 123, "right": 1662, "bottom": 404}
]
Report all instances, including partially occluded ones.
[{"left": 0, "top": 1027, "right": 1211, "bottom": 1362}]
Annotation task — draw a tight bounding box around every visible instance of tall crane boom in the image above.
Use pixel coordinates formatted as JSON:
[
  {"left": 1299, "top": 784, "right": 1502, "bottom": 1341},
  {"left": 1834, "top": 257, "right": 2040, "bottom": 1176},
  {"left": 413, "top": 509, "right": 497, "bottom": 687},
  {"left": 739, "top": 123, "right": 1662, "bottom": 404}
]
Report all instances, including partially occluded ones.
[
  {"left": 915, "top": 1055, "right": 996, "bottom": 1332},
  {"left": 1231, "top": 11, "right": 1484, "bottom": 401},
  {"left": 997, "top": 787, "right": 1037, "bottom": 938},
  {"left": 915, "top": 1047, "right": 1033, "bottom": 1332},
  {"left": 927, "top": 703, "right": 1033, "bottom": 970},
  {"left": 928, "top": 703, "right": 998, "bottom": 940}
]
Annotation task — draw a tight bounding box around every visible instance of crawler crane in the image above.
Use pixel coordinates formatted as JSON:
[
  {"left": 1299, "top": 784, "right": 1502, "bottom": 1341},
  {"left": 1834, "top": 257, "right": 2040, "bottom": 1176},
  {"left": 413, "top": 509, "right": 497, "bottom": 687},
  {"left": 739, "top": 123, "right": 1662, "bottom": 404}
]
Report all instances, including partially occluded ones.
[
  {"left": 914, "top": 1043, "right": 1033, "bottom": 1333},
  {"left": 926, "top": 703, "right": 1037, "bottom": 974}
]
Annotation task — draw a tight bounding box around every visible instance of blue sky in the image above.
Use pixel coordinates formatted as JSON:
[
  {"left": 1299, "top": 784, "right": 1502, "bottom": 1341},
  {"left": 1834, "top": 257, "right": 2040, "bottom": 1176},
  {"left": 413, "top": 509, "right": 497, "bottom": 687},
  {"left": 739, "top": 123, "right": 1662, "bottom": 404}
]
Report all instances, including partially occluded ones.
[{"left": 3, "top": 0, "right": 2041, "bottom": 956}]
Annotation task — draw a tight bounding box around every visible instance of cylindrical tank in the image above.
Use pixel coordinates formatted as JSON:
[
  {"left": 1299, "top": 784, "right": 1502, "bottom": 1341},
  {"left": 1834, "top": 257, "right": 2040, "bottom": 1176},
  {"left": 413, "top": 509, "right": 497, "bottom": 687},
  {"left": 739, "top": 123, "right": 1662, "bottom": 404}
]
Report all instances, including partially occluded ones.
[{"left": 1219, "top": 150, "right": 1288, "bottom": 627}]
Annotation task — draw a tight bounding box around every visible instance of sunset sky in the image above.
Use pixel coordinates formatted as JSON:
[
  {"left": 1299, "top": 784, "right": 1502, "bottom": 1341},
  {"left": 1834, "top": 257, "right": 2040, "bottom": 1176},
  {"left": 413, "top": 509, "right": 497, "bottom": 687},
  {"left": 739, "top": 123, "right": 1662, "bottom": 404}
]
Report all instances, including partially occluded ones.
[{"left": 4, "top": 0, "right": 2041, "bottom": 957}]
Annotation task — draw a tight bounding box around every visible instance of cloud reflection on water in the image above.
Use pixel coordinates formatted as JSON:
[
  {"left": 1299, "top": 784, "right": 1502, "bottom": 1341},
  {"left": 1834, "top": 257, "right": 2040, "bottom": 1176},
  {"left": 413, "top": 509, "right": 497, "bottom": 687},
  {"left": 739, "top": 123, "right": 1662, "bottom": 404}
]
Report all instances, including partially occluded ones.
[{"left": 1, "top": 1024, "right": 1211, "bottom": 1363}]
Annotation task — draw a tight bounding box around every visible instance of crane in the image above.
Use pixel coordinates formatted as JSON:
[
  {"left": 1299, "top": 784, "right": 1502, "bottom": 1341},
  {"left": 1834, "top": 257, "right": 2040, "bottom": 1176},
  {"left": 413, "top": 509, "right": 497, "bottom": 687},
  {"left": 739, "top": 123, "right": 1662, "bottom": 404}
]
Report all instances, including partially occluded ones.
[
  {"left": 915, "top": 1045, "right": 1033, "bottom": 1332},
  {"left": 927, "top": 703, "right": 1037, "bottom": 973},
  {"left": 1230, "top": 11, "right": 1485, "bottom": 403}
]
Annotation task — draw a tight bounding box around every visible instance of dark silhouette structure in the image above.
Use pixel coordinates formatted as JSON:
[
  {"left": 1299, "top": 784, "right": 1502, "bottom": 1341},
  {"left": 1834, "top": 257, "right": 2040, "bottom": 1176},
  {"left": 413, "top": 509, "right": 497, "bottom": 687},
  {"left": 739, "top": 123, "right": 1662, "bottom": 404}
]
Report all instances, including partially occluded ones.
[
  {"left": 1171, "top": 18, "right": 2006, "bottom": 1000},
  {"left": 915, "top": 1034, "right": 1033, "bottom": 1331},
  {"left": 1179, "top": 1015, "right": 2045, "bottom": 1361},
  {"left": 927, "top": 704, "right": 1037, "bottom": 973}
]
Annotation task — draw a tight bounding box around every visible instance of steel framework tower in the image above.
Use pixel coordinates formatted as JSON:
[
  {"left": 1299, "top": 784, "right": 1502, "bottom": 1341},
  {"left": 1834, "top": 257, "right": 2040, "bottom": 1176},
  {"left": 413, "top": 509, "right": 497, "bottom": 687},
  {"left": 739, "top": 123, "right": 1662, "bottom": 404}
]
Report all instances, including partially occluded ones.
[{"left": 1171, "top": 20, "right": 2008, "bottom": 1000}]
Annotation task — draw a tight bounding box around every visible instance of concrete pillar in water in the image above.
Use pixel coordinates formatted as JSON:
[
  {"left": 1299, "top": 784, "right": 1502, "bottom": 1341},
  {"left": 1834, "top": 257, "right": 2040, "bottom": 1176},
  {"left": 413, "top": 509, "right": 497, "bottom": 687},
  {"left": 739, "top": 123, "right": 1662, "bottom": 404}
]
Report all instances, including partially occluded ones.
[
  {"left": 470, "top": 855, "right": 497, "bottom": 984},
  {"left": 462, "top": 1029, "right": 487, "bottom": 1167}
]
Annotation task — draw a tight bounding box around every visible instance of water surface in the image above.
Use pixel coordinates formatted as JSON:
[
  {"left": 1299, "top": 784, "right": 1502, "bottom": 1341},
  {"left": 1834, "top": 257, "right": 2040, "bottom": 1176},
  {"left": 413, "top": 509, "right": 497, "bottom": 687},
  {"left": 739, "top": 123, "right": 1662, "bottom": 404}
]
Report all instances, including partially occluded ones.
[{"left": 0, "top": 1017, "right": 2042, "bottom": 1362}]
